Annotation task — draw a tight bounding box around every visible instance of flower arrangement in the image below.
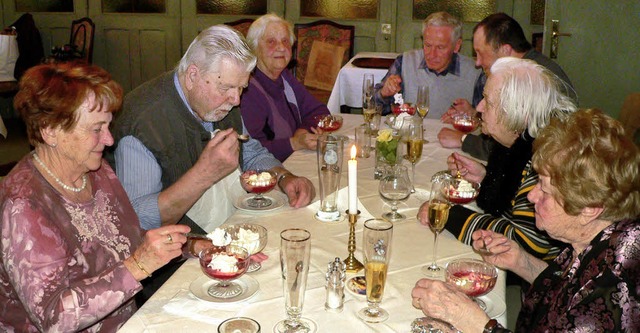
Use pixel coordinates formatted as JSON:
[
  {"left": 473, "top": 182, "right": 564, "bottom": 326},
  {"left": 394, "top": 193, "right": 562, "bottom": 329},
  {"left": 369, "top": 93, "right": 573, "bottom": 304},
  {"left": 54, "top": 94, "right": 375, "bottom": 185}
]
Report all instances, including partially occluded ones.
[{"left": 376, "top": 129, "right": 399, "bottom": 165}]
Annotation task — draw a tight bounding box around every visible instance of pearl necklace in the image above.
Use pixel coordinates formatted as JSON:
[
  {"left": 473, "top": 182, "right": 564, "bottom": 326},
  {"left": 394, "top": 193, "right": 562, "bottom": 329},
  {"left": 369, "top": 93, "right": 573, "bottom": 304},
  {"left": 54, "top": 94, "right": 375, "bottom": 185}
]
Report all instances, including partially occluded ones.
[{"left": 33, "top": 152, "right": 87, "bottom": 193}]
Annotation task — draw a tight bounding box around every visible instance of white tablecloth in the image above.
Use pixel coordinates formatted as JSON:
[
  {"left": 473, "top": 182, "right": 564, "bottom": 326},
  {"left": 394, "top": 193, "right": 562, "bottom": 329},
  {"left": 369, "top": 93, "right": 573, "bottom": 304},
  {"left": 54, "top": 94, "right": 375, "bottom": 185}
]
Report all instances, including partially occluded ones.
[
  {"left": 327, "top": 52, "right": 399, "bottom": 114},
  {"left": 118, "top": 114, "right": 506, "bottom": 332}
]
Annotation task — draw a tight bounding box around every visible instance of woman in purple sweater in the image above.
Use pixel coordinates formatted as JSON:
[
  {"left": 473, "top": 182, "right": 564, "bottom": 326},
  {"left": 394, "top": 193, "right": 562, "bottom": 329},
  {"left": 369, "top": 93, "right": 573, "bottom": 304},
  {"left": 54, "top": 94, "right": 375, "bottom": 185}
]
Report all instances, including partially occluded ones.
[{"left": 240, "top": 14, "right": 329, "bottom": 162}]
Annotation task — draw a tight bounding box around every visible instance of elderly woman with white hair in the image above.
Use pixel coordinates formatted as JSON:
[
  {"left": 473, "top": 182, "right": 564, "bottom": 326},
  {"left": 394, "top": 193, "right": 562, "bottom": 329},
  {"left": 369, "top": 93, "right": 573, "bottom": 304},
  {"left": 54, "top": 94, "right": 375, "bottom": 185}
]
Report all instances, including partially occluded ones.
[
  {"left": 418, "top": 57, "right": 577, "bottom": 261},
  {"left": 240, "top": 13, "right": 330, "bottom": 162},
  {"left": 412, "top": 109, "right": 640, "bottom": 332}
]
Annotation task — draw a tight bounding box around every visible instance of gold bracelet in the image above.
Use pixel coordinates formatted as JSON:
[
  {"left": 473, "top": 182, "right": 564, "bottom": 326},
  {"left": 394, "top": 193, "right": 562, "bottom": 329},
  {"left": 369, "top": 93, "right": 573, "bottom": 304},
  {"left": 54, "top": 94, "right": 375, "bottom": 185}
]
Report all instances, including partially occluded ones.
[{"left": 132, "top": 253, "right": 152, "bottom": 278}]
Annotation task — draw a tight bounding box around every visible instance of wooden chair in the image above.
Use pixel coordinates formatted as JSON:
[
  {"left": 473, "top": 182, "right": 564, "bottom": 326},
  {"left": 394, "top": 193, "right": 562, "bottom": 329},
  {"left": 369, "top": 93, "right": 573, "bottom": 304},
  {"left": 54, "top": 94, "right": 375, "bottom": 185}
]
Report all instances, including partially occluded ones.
[
  {"left": 619, "top": 92, "right": 640, "bottom": 144},
  {"left": 224, "top": 18, "right": 254, "bottom": 37},
  {"left": 293, "top": 20, "right": 354, "bottom": 103},
  {"left": 70, "top": 17, "right": 95, "bottom": 63}
]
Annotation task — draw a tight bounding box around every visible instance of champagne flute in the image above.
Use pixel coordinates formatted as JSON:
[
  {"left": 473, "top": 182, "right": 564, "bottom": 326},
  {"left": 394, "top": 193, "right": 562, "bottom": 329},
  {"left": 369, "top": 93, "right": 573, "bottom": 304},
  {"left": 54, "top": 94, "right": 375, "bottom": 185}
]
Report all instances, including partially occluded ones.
[
  {"left": 275, "top": 229, "right": 316, "bottom": 333},
  {"left": 404, "top": 121, "right": 423, "bottom": 193},
  {"left": 357, "top": 218, "right": 393, "bottom": 323},
  {"left": 362, "top": 73, "right": 376, "bottom": 134},
  {"left": 416, "top": 85, "right": 430, "bottom": 119},
  {"left": 378, "top": 165, "right": 412, "bottom": 222},
  {"left": 422, "top": 178, "right": 452, "bottom": 277}
]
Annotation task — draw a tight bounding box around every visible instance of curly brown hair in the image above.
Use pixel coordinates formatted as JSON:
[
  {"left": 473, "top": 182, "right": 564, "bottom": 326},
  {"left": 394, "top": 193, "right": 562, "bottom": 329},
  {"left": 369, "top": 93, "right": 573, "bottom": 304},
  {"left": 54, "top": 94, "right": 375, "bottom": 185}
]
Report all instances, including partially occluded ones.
[
  {"left": 13, "top": 61, "right": 123, "bottom": 146},
  {"left": 532, "top": 109, "right": 640, "bottom": 221}
]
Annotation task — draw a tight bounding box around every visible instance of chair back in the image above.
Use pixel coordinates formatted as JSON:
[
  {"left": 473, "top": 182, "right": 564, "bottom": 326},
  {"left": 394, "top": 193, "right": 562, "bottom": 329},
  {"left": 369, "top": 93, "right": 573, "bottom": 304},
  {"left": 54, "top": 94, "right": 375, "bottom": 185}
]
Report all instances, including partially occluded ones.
[
  {"left": 224, "top": 18, "right": 255, "bottom": 37},
  {"left": 70, "top": 17, "right": 95, "bottom": 63},
  {"left": 293, "top": 20, "right": 354, "bottom": 87},
  {"left": 619, "top": 93, "right": 640, "bottom": 144}
]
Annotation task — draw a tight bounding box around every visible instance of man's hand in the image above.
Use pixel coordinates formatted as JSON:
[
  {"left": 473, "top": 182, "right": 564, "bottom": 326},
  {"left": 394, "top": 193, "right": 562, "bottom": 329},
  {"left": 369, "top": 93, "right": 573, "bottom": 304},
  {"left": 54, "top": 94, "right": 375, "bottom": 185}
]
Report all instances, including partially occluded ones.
[
  {"left": 276, "top": 170, "right": 316, "bottom": 208},
  {"left": 380, "top": 75, "right": 402, "bottom": 98},
  {"left": 441, "top": 98, "right": 474, "bottom": 124},
  {"left": 437, "top": 127, "right": 464, "bottom": 148},
  {"left": 194, "top": 128, "right": 240, "bottom": 185}
]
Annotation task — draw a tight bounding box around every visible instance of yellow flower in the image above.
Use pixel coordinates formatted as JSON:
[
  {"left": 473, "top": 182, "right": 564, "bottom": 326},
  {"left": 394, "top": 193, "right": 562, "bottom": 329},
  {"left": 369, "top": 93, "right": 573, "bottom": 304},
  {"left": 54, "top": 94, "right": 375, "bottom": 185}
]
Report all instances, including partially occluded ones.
[{"left": 377, "top": 129, "right": 394, "bottom": 143}]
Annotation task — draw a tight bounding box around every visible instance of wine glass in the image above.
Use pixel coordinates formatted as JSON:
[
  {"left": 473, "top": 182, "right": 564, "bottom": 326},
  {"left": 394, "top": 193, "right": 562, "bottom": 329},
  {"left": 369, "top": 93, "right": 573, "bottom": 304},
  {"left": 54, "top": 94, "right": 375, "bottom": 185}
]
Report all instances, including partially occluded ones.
[
  {"left": 198, "top": 245, "right": 250, "bottom": 298},
  {"left": 275, "top": 229, "right": 316, "bottom": 333},
  {"left": 357, "top": 218, "right": 393, "bottom": 323},
  {"left": 445, "top": 258, "right": 498, "bottom": 310},
  {"left": 404, "top": 121, "right": 424, "bottom": 193},
  {"left": 239, "top": 170, "right": 277, "bottom": 208},
  {"left": 416, "top": 85, "right": 430, "bottom": 119},
  {"left": 422, "top": 178, "right": 452, "bottom": 277},
  {"left": 222, "top": 224, "right": 268, "bottom": 273},
  {"left": 314, "top": 114, "right": 343, "bottom": 134},
  {"left": 362, "top": 73, "right": 376, "bottom": 133},
  {"left": 378, "top": 165, "right": 412, "bottom": 222},
  {"left": 218, "top": 317, "right": 261, "bottom": 333}
]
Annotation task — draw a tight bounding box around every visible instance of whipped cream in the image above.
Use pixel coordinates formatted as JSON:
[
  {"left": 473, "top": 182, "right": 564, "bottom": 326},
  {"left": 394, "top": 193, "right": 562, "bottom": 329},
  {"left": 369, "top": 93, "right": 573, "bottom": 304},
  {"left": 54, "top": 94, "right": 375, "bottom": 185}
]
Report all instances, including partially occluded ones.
[
  {"left": 230, "top": 228, "right": 261, "bottom": 254},
  {"left": 247, "top": 172, "right": 273, "bottom": 187},
  {"left": 451, "top": 179, "right": 477, "bottom": 198},
  {"left": 208, "top": 253, "right": 239, "bottom": 273},
  {"left": 207, "top": 228, "right": 232, "bottom": 246},
  {"left": 393, "top": 92, "right": 404, "bottom": 105}
]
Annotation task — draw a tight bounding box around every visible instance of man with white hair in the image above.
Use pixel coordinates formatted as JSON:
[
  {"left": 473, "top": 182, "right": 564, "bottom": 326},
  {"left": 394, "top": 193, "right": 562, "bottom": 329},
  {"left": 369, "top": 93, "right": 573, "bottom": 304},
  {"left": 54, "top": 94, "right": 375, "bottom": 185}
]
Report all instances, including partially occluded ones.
[
  {"left": 108, "top": 26, "right": 315, "bottom": 303},
  {"left": 374, "top": 12, "right": 481, "bottom": 117}
]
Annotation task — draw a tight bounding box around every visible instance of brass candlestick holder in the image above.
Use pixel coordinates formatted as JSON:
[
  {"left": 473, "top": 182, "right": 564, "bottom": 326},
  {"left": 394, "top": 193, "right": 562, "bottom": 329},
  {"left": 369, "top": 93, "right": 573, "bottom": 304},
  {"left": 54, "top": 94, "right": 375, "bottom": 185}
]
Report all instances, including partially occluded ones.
[{"left": 343, "top": 210, "right": 364, "bottom": 273}]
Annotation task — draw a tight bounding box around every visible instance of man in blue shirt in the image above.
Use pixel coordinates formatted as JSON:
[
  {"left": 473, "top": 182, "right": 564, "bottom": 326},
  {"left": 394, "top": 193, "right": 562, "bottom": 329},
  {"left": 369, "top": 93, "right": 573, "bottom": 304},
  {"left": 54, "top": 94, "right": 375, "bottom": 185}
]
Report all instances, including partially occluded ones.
[{"left": 374, "top": 12, "right": 481, "bottom": 117}]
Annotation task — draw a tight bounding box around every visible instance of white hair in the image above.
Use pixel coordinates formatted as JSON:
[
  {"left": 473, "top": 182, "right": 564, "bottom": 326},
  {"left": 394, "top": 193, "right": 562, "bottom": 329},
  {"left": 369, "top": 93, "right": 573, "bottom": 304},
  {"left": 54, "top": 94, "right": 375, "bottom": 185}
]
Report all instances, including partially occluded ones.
[
  {"left": 177, "top": 25, "right": 256, "bottom": 75},
  {"left": 422, "top": 12, "right": 463, "bottom": 43},
  {"left": 490, "top": 57, "right": 577, "bottom": 137},
  {"left": 246, "top": 13, "right": 295, "bottom": 55}
]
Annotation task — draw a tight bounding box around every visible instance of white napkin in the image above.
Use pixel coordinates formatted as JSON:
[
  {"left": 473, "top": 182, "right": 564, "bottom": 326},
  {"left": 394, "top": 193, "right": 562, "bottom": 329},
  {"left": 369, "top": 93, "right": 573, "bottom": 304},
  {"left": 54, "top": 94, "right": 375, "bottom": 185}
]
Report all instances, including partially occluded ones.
[
  {"left": 162, "top": 289, "right": 247, "bottom": 326},
  {"left": 307, "top": 186, "right": 374, "bottom": 221}
]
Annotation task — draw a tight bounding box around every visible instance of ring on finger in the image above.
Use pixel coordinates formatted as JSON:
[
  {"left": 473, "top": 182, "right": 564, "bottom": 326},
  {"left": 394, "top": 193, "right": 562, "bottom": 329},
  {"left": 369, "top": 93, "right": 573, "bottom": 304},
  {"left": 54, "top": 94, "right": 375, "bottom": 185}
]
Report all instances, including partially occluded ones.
[{"left": 167, "top": 233, "right": 173, "bottom": 243}]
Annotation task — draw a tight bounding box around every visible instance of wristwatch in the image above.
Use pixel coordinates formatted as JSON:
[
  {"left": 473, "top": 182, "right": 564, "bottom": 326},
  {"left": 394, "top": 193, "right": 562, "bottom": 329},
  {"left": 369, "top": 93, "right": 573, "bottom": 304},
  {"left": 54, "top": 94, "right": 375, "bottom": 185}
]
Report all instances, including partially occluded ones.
[
  {"left": 277, "top": 171, "right": 293, "bottom": 188},
  {"left": 483, "top": 319, "right": 499, "bottom": 333}
]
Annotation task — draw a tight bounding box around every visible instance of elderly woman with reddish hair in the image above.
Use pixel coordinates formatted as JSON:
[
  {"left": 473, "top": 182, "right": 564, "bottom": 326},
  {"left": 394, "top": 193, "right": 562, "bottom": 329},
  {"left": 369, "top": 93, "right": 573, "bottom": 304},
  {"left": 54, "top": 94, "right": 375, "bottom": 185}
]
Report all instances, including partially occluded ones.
[
  {"left": 0, "top": 62, "right": 190, "bottom": 332},
  {"left": 412, "top": 109, "right": 640, "bottom": 332}
]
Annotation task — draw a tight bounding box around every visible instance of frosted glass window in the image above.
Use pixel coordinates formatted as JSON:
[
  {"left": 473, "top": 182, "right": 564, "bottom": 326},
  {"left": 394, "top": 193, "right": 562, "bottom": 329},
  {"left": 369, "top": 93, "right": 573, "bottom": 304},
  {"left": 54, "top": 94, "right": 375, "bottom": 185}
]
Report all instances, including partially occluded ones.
[
  {"left": 413, "top": 0, "right": 495, "bottom": 22},
  {"left": 16, "top": 0, "right": 73, "bottom": 12},
  {"left": 196, "top": 0, "right": 267, "bottom": 15},
  {"left": 301, "top": 0, "right": 378, "bottom": 19},
  {"left": 102, "top": 0, "right": 165, "bottom": 13}
]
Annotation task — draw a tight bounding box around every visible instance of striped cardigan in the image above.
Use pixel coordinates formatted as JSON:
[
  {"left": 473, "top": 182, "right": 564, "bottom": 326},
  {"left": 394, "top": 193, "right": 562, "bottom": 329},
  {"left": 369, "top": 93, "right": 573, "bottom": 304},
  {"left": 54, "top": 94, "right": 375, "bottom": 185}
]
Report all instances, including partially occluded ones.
[{"left": 446, "top": 160, "right": 563, "bottom": 261}]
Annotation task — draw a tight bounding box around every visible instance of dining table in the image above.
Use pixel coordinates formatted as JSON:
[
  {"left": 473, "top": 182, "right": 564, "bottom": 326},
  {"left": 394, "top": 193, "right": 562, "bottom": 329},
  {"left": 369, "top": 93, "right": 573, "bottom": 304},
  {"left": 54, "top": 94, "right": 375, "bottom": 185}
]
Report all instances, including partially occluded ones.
[
  {"left": 326, "top": 52, "right": 399, "bottom": 114},
  {"left": 118, "top": 114, "right": 507, "bottom": 333}
]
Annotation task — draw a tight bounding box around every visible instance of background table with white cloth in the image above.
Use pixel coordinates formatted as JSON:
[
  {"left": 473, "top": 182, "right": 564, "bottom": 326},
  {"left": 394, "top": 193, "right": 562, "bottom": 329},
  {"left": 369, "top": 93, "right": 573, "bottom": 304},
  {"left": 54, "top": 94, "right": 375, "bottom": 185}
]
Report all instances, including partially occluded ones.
[
  {"left": 327, "top": 52, "right": 399, "bottom": 114},
  {"left": 118, "top": 114, "right": 507, "bottom": 333}
]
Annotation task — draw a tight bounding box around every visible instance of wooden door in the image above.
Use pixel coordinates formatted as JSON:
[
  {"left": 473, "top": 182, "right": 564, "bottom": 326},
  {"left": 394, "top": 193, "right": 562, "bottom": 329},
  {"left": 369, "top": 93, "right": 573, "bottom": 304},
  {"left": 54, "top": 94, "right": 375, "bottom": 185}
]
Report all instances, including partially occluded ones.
[
  {"left": 87, "top": 0, "right": 181, "bottom": 92},
  {"left": 544, "top": 0, "right": 640, "bottom": 118}
]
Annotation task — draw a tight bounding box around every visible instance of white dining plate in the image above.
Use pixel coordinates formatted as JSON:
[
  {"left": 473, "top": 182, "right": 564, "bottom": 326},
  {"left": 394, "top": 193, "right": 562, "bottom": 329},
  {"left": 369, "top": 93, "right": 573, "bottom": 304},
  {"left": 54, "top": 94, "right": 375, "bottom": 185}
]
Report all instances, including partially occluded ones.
[
  {"left": 234, "top": 192, "right": 286, "bottom": 212},
  {"left": 189, "top": 275, "right": 259, "bottom": 303},
  {"left": 479, "top": 293, "right": 507, "bottom": 319}
]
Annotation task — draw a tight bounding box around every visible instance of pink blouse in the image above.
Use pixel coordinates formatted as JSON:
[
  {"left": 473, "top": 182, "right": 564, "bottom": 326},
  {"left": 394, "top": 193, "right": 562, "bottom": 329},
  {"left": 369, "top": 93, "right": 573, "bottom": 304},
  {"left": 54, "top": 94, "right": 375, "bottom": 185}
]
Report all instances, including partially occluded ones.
[{"left": 0, "top": 156, "right": 143, "bottom": 332}]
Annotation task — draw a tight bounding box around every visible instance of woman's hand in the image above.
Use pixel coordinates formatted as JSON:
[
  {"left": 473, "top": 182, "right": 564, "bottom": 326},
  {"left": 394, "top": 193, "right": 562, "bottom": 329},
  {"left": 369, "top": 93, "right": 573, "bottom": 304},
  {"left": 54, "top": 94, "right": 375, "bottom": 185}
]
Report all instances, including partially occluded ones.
[
  {"left": 471, "top": 230, "right": 546, "bottom": 283},
  {"left": 290, "top": 128, "right": 319, "bottom": 151},
  {"left": 447, "top": 152, "right": 486, "bottom": 183},
  {"left": 411, "top": 279, "right": 489, "bottom": 333},
  {"left": 128, "top": 224, "right": 190, "bottom": 280}
]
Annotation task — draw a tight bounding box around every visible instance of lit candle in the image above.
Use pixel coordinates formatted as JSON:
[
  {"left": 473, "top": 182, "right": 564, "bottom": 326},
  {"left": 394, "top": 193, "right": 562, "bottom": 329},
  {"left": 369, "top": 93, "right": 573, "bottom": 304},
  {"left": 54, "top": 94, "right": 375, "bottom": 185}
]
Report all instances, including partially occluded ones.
[{"left": 348, "top": 145, "right": 358, "bottom": 214}]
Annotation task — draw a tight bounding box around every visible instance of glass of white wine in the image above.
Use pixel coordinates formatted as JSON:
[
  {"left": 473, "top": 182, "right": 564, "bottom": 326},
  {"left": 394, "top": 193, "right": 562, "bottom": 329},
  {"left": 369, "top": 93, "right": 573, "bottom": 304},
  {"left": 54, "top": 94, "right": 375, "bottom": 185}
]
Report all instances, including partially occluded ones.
[
  {"left": 422, "top": 178, "right": 452, "bottom": 277},
  {"left": 404, "top": 121, "right": 424, "bottom": 193},
  {"left": 416, "top": 85, "right": 430, "bottom": 119},
  {"left": 357, "top": 218, "right": 393, "bottom": 323},
  {"left": 362, "top": 73, "right": 376, "bottom": 134}
]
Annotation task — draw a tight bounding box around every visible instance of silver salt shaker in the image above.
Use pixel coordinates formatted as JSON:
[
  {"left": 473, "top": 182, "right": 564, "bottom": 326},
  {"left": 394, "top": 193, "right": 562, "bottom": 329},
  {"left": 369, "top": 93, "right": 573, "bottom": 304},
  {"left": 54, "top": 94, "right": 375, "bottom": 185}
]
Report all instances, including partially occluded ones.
[{"left": 325, "top": 257, "right": 346, "bottom": 312}]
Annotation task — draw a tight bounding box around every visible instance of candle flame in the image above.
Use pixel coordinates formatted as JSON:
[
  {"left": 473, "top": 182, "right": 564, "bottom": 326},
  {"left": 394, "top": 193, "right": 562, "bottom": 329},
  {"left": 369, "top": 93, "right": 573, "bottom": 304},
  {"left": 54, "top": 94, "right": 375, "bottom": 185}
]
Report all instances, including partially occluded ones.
[{"left": 350, "top": 145, "right": 357, "bottom": 159}]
